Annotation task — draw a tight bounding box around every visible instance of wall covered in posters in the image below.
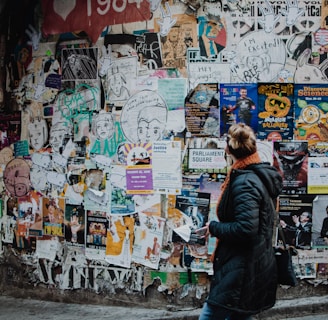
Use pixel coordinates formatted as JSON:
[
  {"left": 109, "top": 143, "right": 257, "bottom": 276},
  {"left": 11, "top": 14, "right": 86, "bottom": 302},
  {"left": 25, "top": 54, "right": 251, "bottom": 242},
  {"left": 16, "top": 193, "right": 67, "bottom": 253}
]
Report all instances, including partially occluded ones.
[{"left": 1, "top": 0, "right": 328, "bottom": 303}]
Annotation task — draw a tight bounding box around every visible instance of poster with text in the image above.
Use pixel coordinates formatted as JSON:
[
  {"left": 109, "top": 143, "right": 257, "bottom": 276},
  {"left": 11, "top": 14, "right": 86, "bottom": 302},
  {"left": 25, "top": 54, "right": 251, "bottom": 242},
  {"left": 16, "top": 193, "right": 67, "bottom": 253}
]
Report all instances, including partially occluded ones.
[
  {"left": 278, "top": 195, "right": 315, "bottom": 249},
  {"left": 257, "top": 83, "right": 294, "bottom": 140},
  {"left": 294, "top": 84, "right": 328, "bottom": 141},
  {"left": 152, "top": 140, "right": 182, "bottom": 195},
  {"left": 273, "top": 141, "right": 308, "bottom": 194},
  {"left": 308, "top": 157, "right": 328, "bottom": 194},
  {"left": 185, "top": 83, "right": 219, "bottom": 137},
  {"left": 172, "top": 190, "right": 211, "bottom": 245},
  {"left": 85, "top": 209, "right": 108, "bottom": 260},
  {"left": 219, "top": 83, "right": 258, "bottom": 135}
]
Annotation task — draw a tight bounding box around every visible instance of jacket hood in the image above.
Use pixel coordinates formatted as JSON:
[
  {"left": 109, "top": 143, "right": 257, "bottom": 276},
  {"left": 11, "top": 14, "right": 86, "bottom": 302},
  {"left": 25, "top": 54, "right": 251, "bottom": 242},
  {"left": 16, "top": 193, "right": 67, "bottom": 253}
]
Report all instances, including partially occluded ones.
[{"left": 246, "top": 162, "right": 283, "bottom": 198}]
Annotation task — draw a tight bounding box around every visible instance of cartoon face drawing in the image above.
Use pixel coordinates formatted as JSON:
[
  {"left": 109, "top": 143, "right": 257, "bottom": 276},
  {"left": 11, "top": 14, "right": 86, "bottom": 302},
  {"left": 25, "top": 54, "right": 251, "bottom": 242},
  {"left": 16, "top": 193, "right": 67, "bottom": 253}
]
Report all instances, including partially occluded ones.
[
  {"left": 28, "top": 118, "right": 48, "bottom": 151},
  {"left": 4, "top": 158, "right": 31, "bottom": 197},
  {"left": 137, "top": 109, "right": 166, "bottom": 142},
  {"left": 120, "top": 90, "right": 168, "bottom": 143},
  {"left": 49, "top": 121, "right": 71, "bottom": 153},
  {"left": 91, "top": 112, "right": 114, "bottom": 140}
]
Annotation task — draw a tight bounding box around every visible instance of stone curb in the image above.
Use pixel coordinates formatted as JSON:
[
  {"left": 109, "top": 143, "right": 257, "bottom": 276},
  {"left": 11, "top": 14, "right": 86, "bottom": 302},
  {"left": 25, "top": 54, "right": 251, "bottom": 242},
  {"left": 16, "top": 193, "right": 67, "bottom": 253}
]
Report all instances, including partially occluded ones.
[{"left": 148, "top": 295, "right": 328, "bottom": 320}]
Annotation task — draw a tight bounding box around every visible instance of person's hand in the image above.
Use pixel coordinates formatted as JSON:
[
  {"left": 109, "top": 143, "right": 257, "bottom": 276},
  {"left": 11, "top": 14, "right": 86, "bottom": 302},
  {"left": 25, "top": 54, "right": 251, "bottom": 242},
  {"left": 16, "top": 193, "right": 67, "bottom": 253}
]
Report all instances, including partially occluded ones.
[
  {"left": 292, "top": 215, "right": 299, "bottom": 224},
  {"left": 195, "top": 223, "right": 210, "bottom": 239},
  {"left": 280, "top": 220, "right": 287, "bottom": 228}
]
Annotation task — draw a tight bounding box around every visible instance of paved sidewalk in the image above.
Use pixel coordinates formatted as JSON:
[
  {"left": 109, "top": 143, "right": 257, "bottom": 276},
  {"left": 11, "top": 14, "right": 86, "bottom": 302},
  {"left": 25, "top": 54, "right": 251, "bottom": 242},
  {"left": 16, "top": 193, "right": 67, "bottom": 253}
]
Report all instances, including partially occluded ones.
[{"left": 0, "top": 294, "right": 328, "bottom": 320}]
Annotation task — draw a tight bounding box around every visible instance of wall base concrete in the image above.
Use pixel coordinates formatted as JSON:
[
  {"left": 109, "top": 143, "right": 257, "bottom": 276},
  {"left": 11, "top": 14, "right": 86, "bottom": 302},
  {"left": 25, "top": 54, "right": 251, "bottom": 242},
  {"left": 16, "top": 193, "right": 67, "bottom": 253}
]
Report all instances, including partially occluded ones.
[{"left": 1, "top": 248, "right": 328, "bottom": 316}]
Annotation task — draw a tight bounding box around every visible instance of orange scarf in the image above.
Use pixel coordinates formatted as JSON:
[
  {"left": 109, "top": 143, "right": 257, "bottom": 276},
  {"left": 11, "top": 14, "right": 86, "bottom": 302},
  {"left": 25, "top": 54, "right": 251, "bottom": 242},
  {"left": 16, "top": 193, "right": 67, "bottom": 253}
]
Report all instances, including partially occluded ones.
[{"left": 210, "top": 151, "right": 262, "bottom": 262}]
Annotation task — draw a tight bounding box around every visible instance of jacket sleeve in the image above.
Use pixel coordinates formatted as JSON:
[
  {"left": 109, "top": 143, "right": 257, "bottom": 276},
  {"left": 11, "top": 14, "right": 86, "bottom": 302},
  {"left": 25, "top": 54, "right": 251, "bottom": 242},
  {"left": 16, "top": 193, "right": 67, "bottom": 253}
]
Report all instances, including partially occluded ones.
[{"left": 209, "top": 174, "right": 262, "bottom": 244}]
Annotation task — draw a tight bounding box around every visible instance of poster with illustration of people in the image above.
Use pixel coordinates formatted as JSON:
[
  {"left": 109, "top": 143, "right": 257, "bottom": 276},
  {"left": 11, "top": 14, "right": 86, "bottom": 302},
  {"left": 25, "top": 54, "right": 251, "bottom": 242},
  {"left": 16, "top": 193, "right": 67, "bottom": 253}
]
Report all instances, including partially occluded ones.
[
  {"left": 220, "top": 83, "right": 258, "bottom": 135},
  {"left": 154, "top": 10, "right": 198, "bottom": 77},
  {"left": 273, "top": 141, "right": 308, "bottom": 195},
  {"left": 85, "top": 209, "right": 108, "bottom": 260},
  {"left": 132, "top": 212, "right": 165, "bottom": 269},
  {"left": 120, "top": 90, "right": 168, "bottom": 143},
  {"left": 172, "top": 190, "right": 211, "bottom": 245},
  {"left": 42, "top": 197, "right": 65, "bottom": 238},
  {"left": 312, "top": 195, "right": 328, "bottom": 248},
  {"left": 257, "top": 83, "right": 294, "bottom": 140},
  {"left": 64, "top": 204, "right": 85, "bottom": 246},
  {"left": 294, "top": 84, "right": 328, "bottom": 141},
  {"left": 105, "top": 215, "right": 135, "bottom": 268},
  {"left": 104, "top": 57, "right": 138, "bottom": 106},
  {"left": 278, "top": 195, "right": 315, "bottom": 250},
  {"left": 17, "top": 190, "right": 43, "bottom": 238}
]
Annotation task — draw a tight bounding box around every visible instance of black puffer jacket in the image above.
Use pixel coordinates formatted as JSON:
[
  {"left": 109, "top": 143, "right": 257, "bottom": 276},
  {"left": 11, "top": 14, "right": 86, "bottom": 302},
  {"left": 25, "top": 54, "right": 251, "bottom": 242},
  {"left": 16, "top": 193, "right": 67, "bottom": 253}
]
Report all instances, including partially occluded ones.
[{"left": 208, "top": 162, "right": 283, "bottom": 315}]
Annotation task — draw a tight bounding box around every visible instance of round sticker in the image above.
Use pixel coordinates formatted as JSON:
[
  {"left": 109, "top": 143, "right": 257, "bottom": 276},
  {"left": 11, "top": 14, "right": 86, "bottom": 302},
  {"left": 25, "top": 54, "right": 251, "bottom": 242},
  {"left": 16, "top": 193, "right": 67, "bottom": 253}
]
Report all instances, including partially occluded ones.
[
  {"left": 4, "top": 158, "right": 31, "bottom": 197},
  {"left": 301, "top": 105, "right": 320, "bottom": 124}
]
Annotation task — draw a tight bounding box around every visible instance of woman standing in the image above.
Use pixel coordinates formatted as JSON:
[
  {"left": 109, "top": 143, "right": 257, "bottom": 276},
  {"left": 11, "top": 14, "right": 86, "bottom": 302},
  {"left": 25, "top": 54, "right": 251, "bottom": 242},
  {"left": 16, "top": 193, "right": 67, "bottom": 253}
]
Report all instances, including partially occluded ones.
[{"left": 199, "top": 123, "right": 283, "bottom": 320}]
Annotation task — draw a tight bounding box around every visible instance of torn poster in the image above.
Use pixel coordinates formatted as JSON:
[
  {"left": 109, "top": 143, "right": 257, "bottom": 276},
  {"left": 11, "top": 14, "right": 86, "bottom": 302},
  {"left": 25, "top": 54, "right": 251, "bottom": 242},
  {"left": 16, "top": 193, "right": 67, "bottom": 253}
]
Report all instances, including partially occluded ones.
[
  {"left": 105, "top": 215, "right": 135, "bottom": 268},
  {"left": 132, "top": 212, "right": 165, "bottom": 269}
]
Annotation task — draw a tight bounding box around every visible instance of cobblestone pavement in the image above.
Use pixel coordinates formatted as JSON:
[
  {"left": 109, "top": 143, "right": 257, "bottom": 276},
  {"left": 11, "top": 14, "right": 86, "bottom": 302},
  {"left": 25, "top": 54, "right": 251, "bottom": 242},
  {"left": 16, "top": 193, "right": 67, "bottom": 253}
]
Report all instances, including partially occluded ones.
[{"left": 0, "top": 295, "right": 328, "bottom": 320}]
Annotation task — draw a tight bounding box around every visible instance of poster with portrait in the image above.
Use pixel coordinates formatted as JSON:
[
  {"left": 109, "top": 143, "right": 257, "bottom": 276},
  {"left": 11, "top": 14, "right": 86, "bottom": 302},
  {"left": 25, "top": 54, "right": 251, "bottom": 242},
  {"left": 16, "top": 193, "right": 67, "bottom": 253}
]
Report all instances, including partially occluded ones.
[
  {"left": 64, "top": 204, "right": 85, "bottom": 246},
  {"left": 42, "top": 197, "right": 65, "bottom": 238},
  {"left": 219, "top": 83, "right": 258, "bottom": 135},
  {"left": 273, "top": 141, "right": 308, "bottom": 195},
  {"left": 17, "top": 190, "right": 43, "bottom": 238},
  {"left": 257, "top": 83, "right": 294, "bottom": 140},
  {"left": 312, "top": 195, "right": 328, "bottom": 248},
  {"left": 85, "top": 209, "right": 108, "bottom": 260},
  {"left": 278, "top": 195, "right": 315, "bottom": 249},
  {"left": 172, "top": 190, "right": 211, "bottom": 245}
]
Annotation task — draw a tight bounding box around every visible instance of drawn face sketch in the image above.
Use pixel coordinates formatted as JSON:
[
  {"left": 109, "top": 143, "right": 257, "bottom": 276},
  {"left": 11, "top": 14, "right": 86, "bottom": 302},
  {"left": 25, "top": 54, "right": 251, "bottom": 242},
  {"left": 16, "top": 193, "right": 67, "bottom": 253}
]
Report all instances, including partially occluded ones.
[
  {"left": 91, "top": 112, "right": 114, "bottom": 140},
  {"left": 203, "top": 0, "right": 222, "bottom": 16},
  {"left": 49, "top": 121, "right": 71, "bottom": 153},
  {"left": 232, "top": 31, "right": 286, "bottom": 82},
  {"left": 109, "top": 73, "right": 124, "bottom": 96},
  {"left": 107, "top": 71, "right": 130, "bottom": 102},
  {"left": 28, "top": 118, "right": 48, "bottom": 151},
  {"left": 120, "top": 90, "right": 168, "bottom": 143},
  {"left": 4, "top": 158, "right": 31, "bottom": 197},
  {"left": 137, "top": 106, "right": 167, "bottom": 142},
  {"left": 116, "top": 143, "right": 126, "bottom": 164}
]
